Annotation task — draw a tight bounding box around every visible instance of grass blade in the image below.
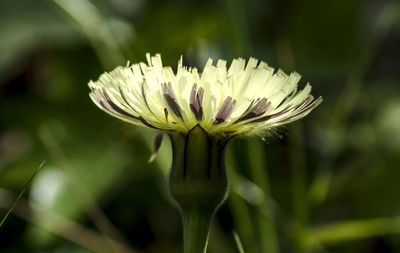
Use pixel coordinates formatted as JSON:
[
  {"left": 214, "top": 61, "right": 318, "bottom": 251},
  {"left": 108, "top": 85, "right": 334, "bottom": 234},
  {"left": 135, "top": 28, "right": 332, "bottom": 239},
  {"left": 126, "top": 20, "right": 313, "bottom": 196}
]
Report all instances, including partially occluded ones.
[
  {"left": 0, "top": 187, "right": 136, "bottom": 253},
  {"left": 233, "top": 230, "right": 245, "bottom": 253},
  {"left": 246, "top": 138, "right": 280, "bottom": 253},
  {"left": 0, "top": 161, "right": 45, "bottom": 227}
]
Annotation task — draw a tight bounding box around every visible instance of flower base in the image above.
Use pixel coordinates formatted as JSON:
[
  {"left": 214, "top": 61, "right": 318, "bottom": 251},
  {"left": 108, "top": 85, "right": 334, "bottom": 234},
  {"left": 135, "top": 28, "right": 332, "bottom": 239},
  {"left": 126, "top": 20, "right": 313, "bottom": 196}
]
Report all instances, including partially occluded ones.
[{"left": 169, "top": 125, "right": 230, "bottom": 253}]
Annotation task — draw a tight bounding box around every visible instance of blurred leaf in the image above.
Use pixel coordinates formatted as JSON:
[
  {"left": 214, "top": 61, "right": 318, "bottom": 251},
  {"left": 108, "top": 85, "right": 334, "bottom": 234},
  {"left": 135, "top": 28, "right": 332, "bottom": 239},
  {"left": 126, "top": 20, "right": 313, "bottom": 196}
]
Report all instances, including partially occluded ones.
[
  {"left": 24, "top": 122, "right": 139, "bottom": 247},
  {"left": 51, "top": 0, "right": 135, "bottom": 68},
  {"left": 0, "top": 0, "right": 81, "bottom": 83}
]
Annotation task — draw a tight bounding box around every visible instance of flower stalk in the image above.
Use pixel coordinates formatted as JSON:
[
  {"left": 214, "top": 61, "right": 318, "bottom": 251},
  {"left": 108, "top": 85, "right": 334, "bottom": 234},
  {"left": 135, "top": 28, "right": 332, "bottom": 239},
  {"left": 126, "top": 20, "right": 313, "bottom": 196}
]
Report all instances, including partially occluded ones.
[
  {"left": 182, "top": 207, "right": 214, "bottom": 253},
  {"left": 169, "top": 125, "right": 229, "bottom": 253}
]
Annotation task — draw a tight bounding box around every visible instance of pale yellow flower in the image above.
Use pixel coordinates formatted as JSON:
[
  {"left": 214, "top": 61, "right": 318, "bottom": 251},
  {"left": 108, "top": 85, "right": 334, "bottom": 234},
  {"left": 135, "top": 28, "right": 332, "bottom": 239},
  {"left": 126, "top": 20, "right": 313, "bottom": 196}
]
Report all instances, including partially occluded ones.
[{"left": 89, "top": 53, "right": 322, "bottom": 137}]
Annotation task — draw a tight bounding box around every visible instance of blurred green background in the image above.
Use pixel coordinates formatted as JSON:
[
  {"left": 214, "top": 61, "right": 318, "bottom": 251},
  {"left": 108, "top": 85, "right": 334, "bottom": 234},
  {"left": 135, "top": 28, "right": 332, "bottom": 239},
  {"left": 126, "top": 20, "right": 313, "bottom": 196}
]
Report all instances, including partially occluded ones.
[{"left": 1, "top": 0, "right": 399, "bottom": 252}]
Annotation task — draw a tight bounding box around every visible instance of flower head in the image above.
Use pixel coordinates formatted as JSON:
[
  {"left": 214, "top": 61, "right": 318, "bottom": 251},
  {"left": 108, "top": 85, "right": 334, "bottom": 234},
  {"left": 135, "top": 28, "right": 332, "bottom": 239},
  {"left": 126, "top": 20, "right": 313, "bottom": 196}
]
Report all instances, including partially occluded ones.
[{"left": 89, "top": 53, "right": 322, "bottom": 137}]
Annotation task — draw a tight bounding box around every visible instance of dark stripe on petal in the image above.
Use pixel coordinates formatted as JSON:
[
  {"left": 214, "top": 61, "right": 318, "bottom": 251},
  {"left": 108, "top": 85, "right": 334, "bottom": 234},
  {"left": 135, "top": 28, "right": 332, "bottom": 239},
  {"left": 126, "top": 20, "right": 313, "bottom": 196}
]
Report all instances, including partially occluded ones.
[
  {"left": 252, "top": 99, "right": 271, "bottom": 115},
  {"left": 101, "top": 88, "right": 133, "bottom": 117},
  {"left": 141, "top": 83, "right": 156, "bottom": 118},
  {"left": 162, "top": 83, "right": 183, "bottom": 120},
  {"left": 99, "top": 100, "right": 113, "bottom": 113},
  {"left": 196, "top": 87, "right": 204, "bottom": 121},
  {"left": 249, "top": 105, "right": 292, "bottom": 123},
  {"left": 118, "top": 85, "right": 139, "bottom": 114},
  {"left": 213, "top": 96, "right": 237, "bottom": 125},
  {"left": 164, "top": 108, "right": 169, "bottom": 123},
  {"left": 236, "top": 98, "right": 271, "bottom": 122},
  {"left": 138, "top": 116, "right": 160, "bottom": 130},
  {"left": 93, "top": 88, "right": 164, "bottom": 130},
  {"left": 197, "top": 87, "right": 204, "bottom": 106},
  {"left": 290, "top": 96, "right": 322, "bottom": 118},
  {"left": 242, "top": 99, "right": 258, "bottom": 115},
  {"left": 190, "top": 83, "right": 197, "bottom": 107},
  {"left": 90, "top": 90, "right": 103, "bottom": 105},
  {"left": 293, "top": 95, "right": 313, "bottom": 112},
  {"left": 189, "top": 83, "right": 204, "bottom": 121}
]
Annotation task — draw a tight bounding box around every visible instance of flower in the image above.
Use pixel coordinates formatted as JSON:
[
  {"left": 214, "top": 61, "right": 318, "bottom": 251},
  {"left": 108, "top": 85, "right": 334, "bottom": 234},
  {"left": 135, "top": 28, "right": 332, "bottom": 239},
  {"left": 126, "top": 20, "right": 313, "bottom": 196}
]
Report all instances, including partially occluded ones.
[
  {"left": 88, "top": 53, "right": 323, "bottom": 253},
  {"left": 89, "top": 53, "right": 322, "bottom": 137}
]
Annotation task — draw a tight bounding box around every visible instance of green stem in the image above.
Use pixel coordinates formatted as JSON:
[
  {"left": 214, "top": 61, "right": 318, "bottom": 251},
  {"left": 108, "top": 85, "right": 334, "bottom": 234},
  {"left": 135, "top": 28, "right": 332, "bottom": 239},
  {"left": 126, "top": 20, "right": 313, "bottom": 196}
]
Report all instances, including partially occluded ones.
[
  {"left": 182, "top": 208, "right": 214, "bottom": 253},
  {"left": 289, "top": 124, "right": 309, "bottom": 253}
]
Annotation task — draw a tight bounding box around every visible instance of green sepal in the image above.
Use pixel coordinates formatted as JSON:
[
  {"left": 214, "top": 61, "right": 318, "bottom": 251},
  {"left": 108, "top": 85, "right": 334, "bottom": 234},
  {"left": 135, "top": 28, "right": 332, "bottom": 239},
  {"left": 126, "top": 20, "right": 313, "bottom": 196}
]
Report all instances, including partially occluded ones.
[{"left": 169, "top": 125, "right": 230, "bottom": 253}]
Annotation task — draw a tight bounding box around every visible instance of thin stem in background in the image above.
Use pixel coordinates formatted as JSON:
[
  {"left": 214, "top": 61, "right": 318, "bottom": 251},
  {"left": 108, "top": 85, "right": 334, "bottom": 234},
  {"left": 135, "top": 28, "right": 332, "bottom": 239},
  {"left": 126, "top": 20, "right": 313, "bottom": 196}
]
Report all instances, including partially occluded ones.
[
  {"left": 0, "top": 161, "right": 44, "bottom": 227},
  {"left": 227, "top": 144, "right": 258, "bottom": 253},
  {"left": 288, "top": 124, "right": 309, "bottom": 253},
  {"left": 0, "top": 188, "right": 136, "bottom": 253},
  {"left": 309, "top": 0, "right": 399, "bottom": 205},
  {"left": 233, "top": 230, "right": 245, "bottom": 253},
  {"left": 223, "top": 0, "right": 253, "bottom": 57},
  {"left": 247, "top": 138, "right": 280, "bottom": 253},
  {"left": 228, "top": 190, "right": 256, "bottom": 253},
  {"left": 275, "top": 36, "right": 309, "bottom": 253}
]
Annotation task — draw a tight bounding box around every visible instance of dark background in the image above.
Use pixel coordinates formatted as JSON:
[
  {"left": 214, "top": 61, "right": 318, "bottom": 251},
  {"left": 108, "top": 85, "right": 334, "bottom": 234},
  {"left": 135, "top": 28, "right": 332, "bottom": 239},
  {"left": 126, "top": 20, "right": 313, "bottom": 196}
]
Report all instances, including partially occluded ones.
[{"left": 0, "top": 0, "right": 399, "bottom": 252}]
